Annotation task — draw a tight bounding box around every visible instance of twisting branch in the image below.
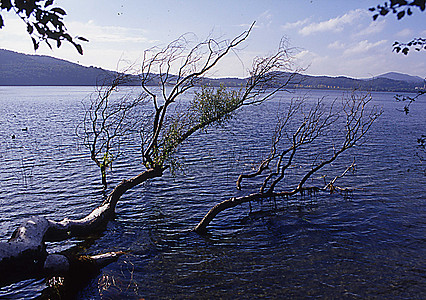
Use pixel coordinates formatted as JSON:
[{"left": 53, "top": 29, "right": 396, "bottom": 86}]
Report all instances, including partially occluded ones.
[
  {"left": 2, "top": 23, "right": 302, "bottom": 289},
  {"left": 324, "top": 159, "right": 357, "bottom": 193},
  {"left": 77, "top": 72, "right": 149, "bottom": 188},
  {"left": 394, "top": 89, "right": 426, "bottom": 169},
  {"left": 194, "top": 92, "right": 382, "bottom": 233},
  {"left": 1, "top": 23, "right": 305, "bottom": 290},
  {"left": 0, "top": 167, "right": 164, "bottom": 287},
  {"left": 236, "top": 99, "right": 303, "bottom": 190},
  {"left": 242, "top": 38, "right": 301, "bottom": 105},
  {"left": 394, "top": 90, "right": 426, "bottom": 114},
  {"left": 147, "top": 45, "right": 303, "bottom": 171},
  {"left": 139, "top": 23, "right": 257, "bottom": 168}
]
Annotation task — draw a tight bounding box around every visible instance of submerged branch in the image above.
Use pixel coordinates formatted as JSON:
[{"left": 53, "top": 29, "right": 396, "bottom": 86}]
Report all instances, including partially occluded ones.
[{"left": 195, "top": 92, "right": 382, "bottom": 233}]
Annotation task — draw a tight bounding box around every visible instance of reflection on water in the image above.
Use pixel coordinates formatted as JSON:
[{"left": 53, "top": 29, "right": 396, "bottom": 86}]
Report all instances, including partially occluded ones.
[{"left": 0, "top": 86, "right": 425, "bottom": 299}]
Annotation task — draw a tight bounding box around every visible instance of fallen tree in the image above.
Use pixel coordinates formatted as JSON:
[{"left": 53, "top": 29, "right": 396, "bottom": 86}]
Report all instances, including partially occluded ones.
[
  {"left": 0, "top": 166, "right": 163, "bottom": 287},
  {"left": 1, "top": 23, "right": 302, "bottom": 290},
  {"left": 194, "top": 93, "right": 382, "bottom": 233}
]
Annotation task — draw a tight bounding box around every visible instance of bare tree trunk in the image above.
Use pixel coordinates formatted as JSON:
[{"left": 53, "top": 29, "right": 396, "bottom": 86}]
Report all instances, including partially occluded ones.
[
  {"left": 194, "top": 193, "right": 272, "bottom": 234},
  {"left": 101, "top": 164, "right": 107, "bottom": 189},
  {"left": 0, "top": 167, "right": 165, "bottom": 287}
]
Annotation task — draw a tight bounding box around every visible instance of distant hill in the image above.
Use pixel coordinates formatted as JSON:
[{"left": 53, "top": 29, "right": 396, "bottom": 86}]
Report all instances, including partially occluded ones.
[
  {"left": 0, "top": 49, "right": 116, "bottom": 86},
  {"left": 0, "top": 49, "right": 424, "bottom": 92},
  {"left": 377, "top": 72, "right": 424, "bottom": 83},
  {"left": 290, "top": 73, "right": 424, "bottom": 92}
]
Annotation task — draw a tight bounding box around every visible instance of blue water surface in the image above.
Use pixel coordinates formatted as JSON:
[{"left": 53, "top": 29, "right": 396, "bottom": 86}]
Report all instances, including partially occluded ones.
[{"left": 0, "top": 86, "right": 424, "bottom": 299}]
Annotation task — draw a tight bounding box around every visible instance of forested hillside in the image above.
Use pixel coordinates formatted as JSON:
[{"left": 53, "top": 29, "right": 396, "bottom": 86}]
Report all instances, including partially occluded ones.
[
  {"left": 0, "top": 49, "right": 114, "bottom": 85},
  {"left": 0, "top": 49, "right": 424, "bottom": 92}
]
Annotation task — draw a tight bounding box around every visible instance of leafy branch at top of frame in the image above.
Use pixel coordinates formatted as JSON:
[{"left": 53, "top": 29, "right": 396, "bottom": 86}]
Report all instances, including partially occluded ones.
[
  {"left": 0, "top": 0, "right": 87, "bottom": 54},
  {"left": 369, "top": 0, "right": 425, "bottom": 20},
  {"left": 369, "top": 1, "right": 426, "bottom": 54},
  {"left": 393, "top": 38, "right": 426, "bottom": 55}
]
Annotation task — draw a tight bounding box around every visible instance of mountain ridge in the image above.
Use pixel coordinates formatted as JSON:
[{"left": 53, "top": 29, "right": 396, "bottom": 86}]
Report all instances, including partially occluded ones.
[
  {"left": 0, "top": 49, "right": 424, "bottom": 92},
  {"left": 376, "top": 72, "right": 424, "bottom": 83}
]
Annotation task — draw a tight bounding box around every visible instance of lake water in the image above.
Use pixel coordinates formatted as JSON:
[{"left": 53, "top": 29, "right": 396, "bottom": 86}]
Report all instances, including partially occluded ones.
[{"left": 0, "top": 86, "right": 425, "bottom": 299}]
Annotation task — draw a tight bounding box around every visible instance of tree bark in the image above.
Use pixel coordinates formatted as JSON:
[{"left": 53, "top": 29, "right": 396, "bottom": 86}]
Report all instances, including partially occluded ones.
[
  {"left": 101, "top": 164, "right": 107, "bottom": 189},
  {"left": 194, "top": 189, "right": 303, "bottom": 234},
  {"left": 0, "top": 167, "right": 165, "bottom": 287},
  {"left": 194, "top": 192, "right": 273, "bottom": 234}
]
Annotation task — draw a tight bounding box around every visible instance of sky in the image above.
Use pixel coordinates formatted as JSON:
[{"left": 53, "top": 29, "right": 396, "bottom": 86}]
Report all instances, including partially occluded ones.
[{"left": 0, "top": 0, "right": 425, "bottom": 79}]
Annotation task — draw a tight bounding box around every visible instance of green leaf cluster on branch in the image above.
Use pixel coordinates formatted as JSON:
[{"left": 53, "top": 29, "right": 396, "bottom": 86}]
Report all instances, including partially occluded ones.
[
  {"left": 0, "top": 0, "right": 87, "bottom": 54},
  {"left": 191, "top": 85, "right": 241, "bottom": 127},
  {"left": 158, "top": 85, "right": 242, "bottom": 171},
  {"left": 135, "top": 23, "right": 300, "bottom": 172},
  {"left": 81, "top": 22, "right": 301, "bottom": 187}
]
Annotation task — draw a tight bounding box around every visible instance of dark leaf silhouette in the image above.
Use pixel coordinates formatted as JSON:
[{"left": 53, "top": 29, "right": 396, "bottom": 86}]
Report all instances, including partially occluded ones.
[
  {"left": 51, "top": 7, "right": 66, "bottom": 15},
  {"left": 393, "top": 38, "right": 426, "bottom": 54},
  {"left": 0, "top": 0, "right": 12, "bottom": 10},
  {"left": 31, "top": 37, "right": 39, "bottom": 50},
  {"left": 27, "top": 23, "right": 33, "bottom": 34},
  {"left": 77, "top": 36, "right": 89, "bottom": 42},
  {"left": 44, "top": 0, "right": 53, "bottom": 7},
  {"left": 370, "top": 0, "right": 426, "bottom": 19},
  {"left": 74, "top": 43, "right": 83, "bottom": 55},
  {"left": 0, "top": 0, "right": 86, "bottom": 54}
]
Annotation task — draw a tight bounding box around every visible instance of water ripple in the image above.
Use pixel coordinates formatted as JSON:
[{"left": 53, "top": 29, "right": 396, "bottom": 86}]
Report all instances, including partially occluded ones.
[{"left": 0, "top": 87, "right": 424, "bottom": 299}]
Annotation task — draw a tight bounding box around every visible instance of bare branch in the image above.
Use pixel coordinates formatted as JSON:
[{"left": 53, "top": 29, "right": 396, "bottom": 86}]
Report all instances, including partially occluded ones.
[
  {"left": 195, "top": 92, "right": 382, "bottom": 233},
  {"left": 77, "top": 73, "right": 149, "bottom": 188}
]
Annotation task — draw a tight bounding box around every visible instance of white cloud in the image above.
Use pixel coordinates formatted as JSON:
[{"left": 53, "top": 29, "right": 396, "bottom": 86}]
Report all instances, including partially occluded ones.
[
  {"left": 66, "top": 21, "right": 158, "bottom": 45},
  {"left": 294, "top": 49, "right": 328, "bottom": 71},
  {"left": 355, "top": 20, "right": 386, "bottom": 36},
  {"left": 328, "top": 41, "right": 345, "bottom": 49},
  {"left": 258, "top": 10, "right": 273, "bottom": 28},
  {"left": 281, "top": 18, "right": 310, "bottom": 31},
  {"left": 396, "top": 28, "right": 414, "bottom": 37},
  {"left": 0, "top": 17, "right": 38, "bottom": 54},
  {"left": 298, "top": 9, "right": 366, "bottom": 36},
  {"left": 295, "top": 49, "right": 314, "bottom": 60},
  {"left": 343, "top": 39, "right": 387, "bottom": 56},
  {"left": 0, "top": 17, "right": 161, "bottom": 71},
  {"left": 241, "top": 11, "right": 273, "bottom": 29}
]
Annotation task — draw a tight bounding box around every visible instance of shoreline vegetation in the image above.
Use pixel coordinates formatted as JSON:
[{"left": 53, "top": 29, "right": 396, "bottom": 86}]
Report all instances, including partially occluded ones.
[{"left": 0, "top": 49, "right": 425, "bottom": 92}]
